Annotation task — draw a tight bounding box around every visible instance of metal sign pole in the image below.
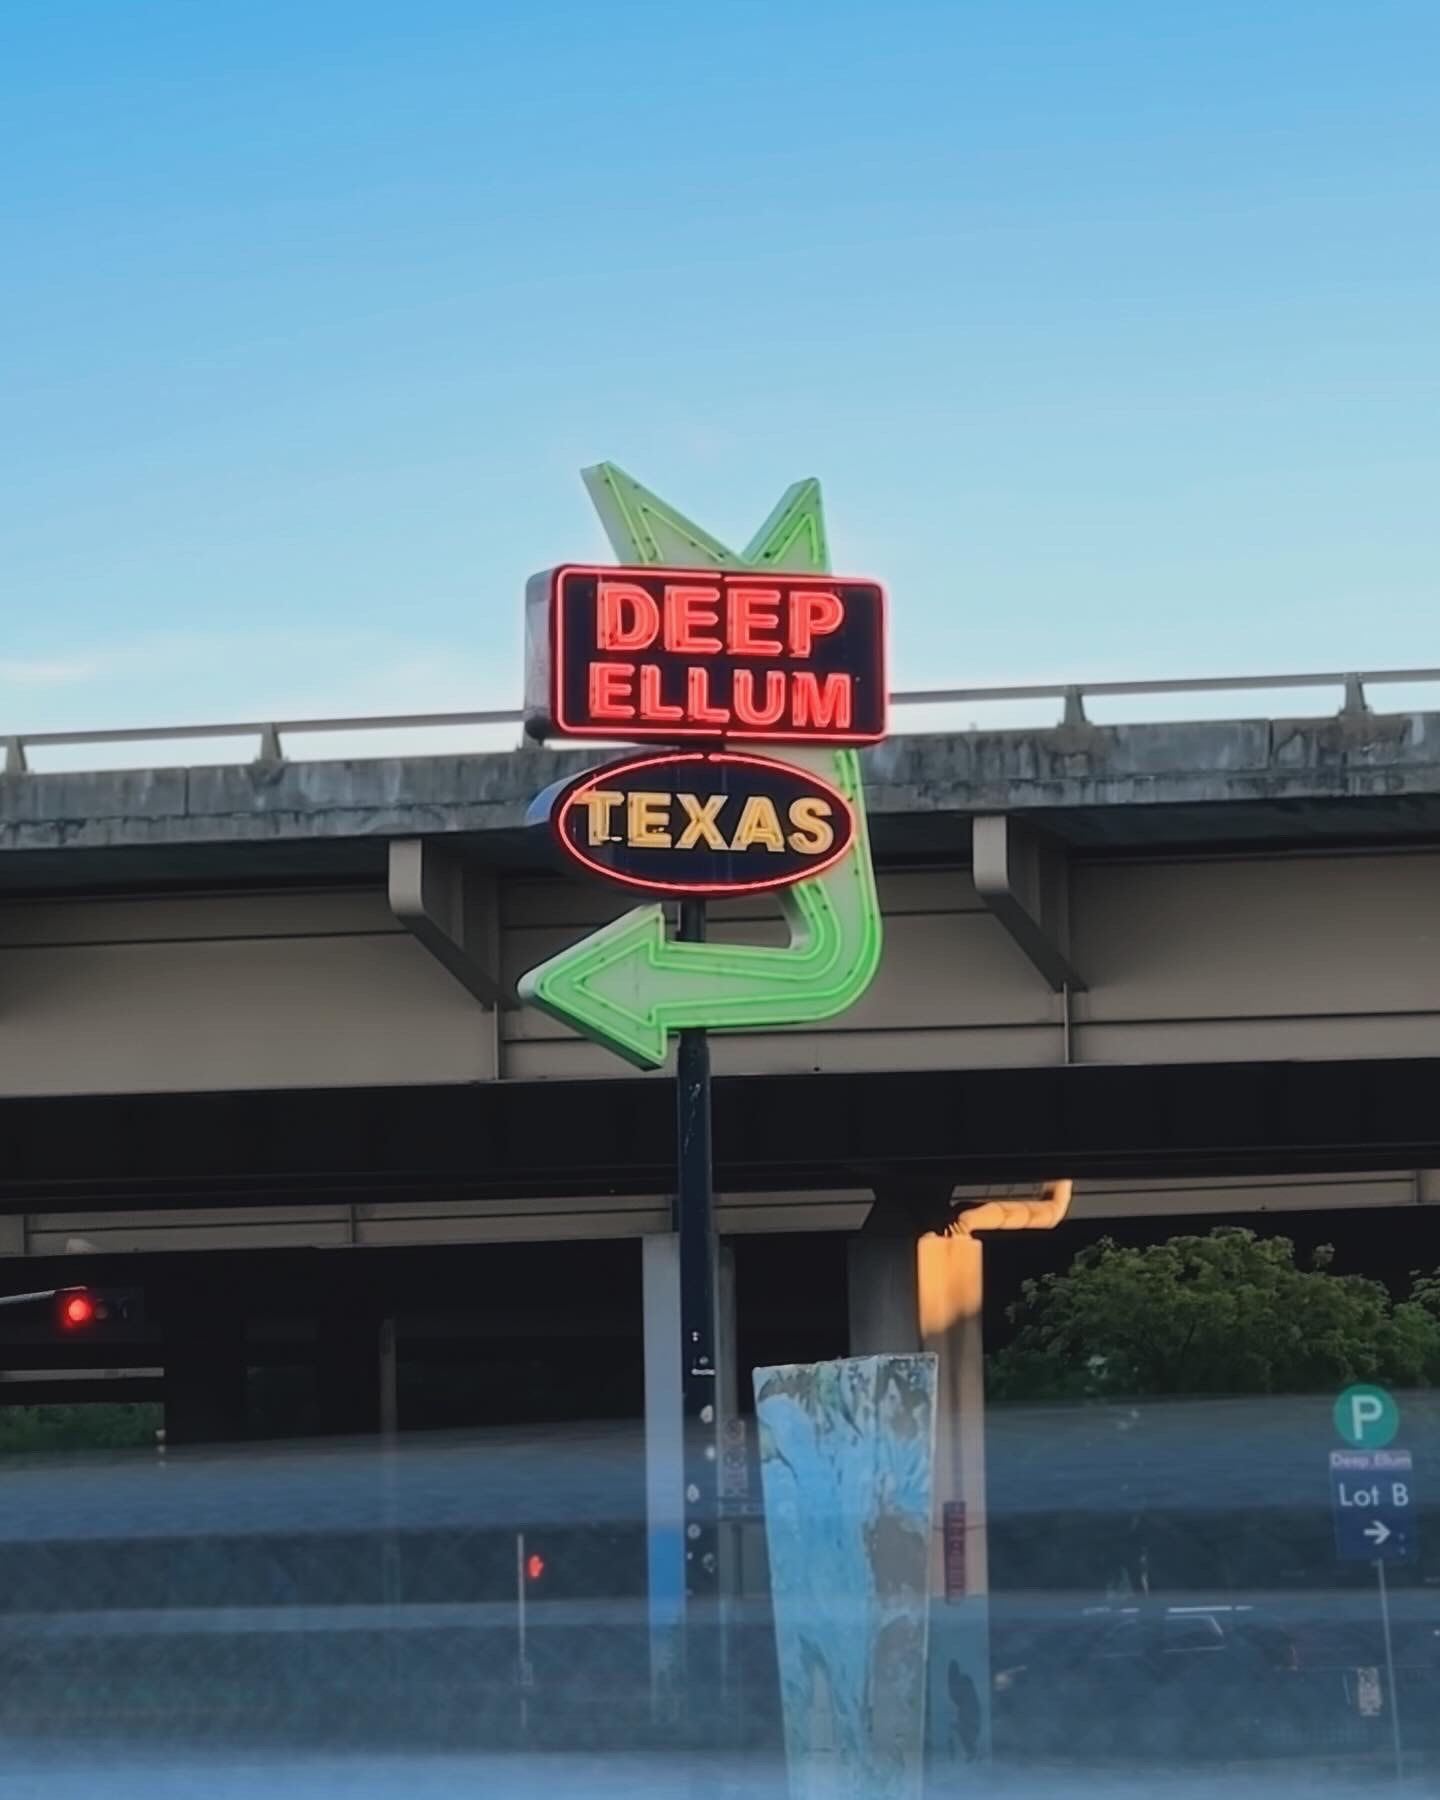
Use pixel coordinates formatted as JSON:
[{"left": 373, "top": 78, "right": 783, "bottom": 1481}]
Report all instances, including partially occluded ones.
[
  {"left": 676, "top": 896, "right": 720, "bottom": 1726},
  {"left": 516, "top": 462, "right": 891, "bottom": 1744},
  {"left": 1376, "top": 1556, "right": 1403, "bottom": 1780},
  {"left": 516, "top": 1529, "right": 533, "bottom": 1736}
]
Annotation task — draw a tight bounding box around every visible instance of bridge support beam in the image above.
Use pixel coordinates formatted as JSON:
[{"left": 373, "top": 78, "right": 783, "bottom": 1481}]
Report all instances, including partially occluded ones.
[
  {"left": 848, "top": 1179, "right": 1073, "bottom": 1769},
  {"left": 316, "top": 1298, "right": 381, "bottom": 1436},
  {"left": 849, "top": 1186, "right": 992, "bottom": 1769},
  {"left": 972, "top": 814, "right": 1084, "bottom": 993},
  {"left": 163, "top": 1283, "right": 247, "bottom": 1446},
  {"left": 388, "top": 839, "right": 507, "bottom": 1008}
]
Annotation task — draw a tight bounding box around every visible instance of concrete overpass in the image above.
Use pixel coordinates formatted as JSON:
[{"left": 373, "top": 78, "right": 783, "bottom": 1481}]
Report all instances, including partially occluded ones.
[
  {"left": 2, "top": 672, "right": 1440, "bottom": 1438},
  {"left": 6, "top": 679, "right": 1440, "bottom": 1210}
]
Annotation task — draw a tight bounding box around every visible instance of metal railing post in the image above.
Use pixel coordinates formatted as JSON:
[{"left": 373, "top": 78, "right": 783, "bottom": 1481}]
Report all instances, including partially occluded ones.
[{"left": 7, "top": 667, "right": 1440, "bottom": 771}]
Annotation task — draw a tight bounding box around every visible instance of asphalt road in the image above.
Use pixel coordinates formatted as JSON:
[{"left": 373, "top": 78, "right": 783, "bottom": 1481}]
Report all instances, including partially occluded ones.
[{"left": 0, "top": 1753, "right": 1428, "bottom": 1800}]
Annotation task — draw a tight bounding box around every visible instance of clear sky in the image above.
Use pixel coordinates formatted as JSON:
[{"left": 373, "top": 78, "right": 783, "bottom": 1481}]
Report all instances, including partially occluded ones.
[{"left": 3, "top": 0, "right": 1437, "bottom": 750}]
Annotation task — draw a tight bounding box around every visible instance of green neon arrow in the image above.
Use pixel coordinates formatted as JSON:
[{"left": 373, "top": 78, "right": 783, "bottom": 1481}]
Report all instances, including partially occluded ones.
[{"left": 518, "top": 464, "right": 881, "bottom": 1068}]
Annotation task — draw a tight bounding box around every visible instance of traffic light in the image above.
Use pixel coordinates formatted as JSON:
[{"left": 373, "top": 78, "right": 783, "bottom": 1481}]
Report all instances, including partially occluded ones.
[
  {"left": 52, "top": 1287, "right": 142, "bottom": 1332},
  {"left": 60, "top": 1292, "right": 96, "bottom": 1328},
  {"left": 525, "top": 1552, "right": 546, "bottom": 1584}
]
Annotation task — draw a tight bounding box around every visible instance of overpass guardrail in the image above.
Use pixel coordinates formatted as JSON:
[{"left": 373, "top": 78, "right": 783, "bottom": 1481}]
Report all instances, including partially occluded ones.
[{"left": 5, "top": 665, "right": 1439, "bottom": 774}]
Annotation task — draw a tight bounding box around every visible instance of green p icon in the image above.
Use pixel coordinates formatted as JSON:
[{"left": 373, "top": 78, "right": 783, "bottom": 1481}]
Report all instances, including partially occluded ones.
[{"left": 1333, "top": 1383, "right": 1399, "bottom": 1448}]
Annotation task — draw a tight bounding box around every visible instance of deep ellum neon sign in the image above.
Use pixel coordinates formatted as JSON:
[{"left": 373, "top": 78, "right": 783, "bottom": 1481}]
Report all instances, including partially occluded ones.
[
  {"left": 524, "top": 565, "right": 887, "bottom": 745},
  {"left": 517, "top": 464, "right": 885, "bottom": 1069}
]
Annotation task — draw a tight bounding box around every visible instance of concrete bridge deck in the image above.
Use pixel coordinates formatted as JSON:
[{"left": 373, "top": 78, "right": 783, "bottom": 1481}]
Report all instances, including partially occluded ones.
[
  {"left": 1, "top": 698, "right": 1440, "bottom": 1226},
  {"left": 5, "top": 707, "right": 1440, "bottom": 886}
]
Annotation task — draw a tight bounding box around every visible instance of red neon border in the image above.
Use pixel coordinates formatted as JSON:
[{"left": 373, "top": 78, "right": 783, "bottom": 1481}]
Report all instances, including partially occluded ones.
[
  {"left": 548, "top": 564, "right": 889, "bottom": 745},
  {"left": 552, "top": 749, "right": 858, "bottom": 898}
]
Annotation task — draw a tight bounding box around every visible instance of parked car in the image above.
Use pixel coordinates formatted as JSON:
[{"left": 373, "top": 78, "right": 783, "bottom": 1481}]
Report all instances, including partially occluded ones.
[{"left": 992, "top": 1604, "right": 1329, "bottom": 1760}]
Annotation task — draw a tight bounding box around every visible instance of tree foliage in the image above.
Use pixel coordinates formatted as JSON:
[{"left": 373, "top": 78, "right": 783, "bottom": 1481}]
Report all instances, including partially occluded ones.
[
  {"left": 1412, "top": 1268, "right": 1440, "bottom": 1322},
  {"left": 0, "top": 1403, "right": 162, "bottom": 1455},
  {"left": 989, "top": 1227, "right": 1440, "bottom": 1401}
]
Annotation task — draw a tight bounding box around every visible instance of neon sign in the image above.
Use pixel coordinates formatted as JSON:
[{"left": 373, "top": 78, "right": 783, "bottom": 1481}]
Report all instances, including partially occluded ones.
[
  {"left": 549, "top": 749, "right": 857, "bottom": 898},
  {"left": 517, "top": 463, "right": 886, "bottom": 1070},
  {"left": 525, "top": 564, "right": 887, "bottom": 744}
]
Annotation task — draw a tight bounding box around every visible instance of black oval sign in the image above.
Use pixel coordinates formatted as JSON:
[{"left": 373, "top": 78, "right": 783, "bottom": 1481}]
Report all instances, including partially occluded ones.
[{"left": 551, "top": 750, "right": 856, "bottom": 896}]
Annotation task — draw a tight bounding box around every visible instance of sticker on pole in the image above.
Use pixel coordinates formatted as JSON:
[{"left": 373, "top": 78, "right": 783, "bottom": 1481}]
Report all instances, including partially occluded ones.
[
  {"left": 545, "top": 749, "right": 857, "bottom": 898},
  {"left": 942, "top": 1502, "right": 967, "bottom": 1601}
]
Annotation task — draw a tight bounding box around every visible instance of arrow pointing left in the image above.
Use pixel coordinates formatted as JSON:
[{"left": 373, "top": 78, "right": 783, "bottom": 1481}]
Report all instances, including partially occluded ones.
[
  {"left": 519, "top": 747, "right": 882, "bottom": 1067},
  {"left": 517, "top": 464, "right": 884, "bottom": 1069}
]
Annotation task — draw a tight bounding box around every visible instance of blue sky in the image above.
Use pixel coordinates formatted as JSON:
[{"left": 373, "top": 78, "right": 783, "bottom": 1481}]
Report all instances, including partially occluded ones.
[{"left": 2, "top": 0, "right": 1437, "bottom": 750}]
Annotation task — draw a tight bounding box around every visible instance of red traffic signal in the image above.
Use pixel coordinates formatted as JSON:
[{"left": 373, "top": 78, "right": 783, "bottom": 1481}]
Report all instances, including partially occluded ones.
[
  {"left": 52, "top": 1287, "right": 139, "bottom": 1332},
  {"left": 525, "top": 1552, "right": 546, "bottom": 1583},
  {"left": 61, "top": 1293, "right": 97, "bottom": 1328}
]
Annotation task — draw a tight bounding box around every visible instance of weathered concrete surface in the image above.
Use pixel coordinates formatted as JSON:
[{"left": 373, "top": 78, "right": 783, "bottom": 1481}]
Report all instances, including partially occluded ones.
[
  {"left": 755, "top": 1354, "right": 936, "bottom": 1800},
  {"left": 865, "top": 707, "right": 1440, "bottom": 840},
  {"left": 5, "top": 711, "right": 1440, "bottom": 884}
]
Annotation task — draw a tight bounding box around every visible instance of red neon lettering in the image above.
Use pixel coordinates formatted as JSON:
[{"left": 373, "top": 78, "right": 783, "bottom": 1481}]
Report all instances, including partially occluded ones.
[
  {"left": 638, "top": 663, "right": 684, "bottom": 721},
  {"left": 792, "top": 671, "right": 852, "bottom": 731},
  {"left": 789, "top": 588, "right": 845, "bottom": 657},
  {"left": 664, "top": 585, "right": 723, "bottom": 655},
  {"left": 686, "top": 666, "right": 729, "bottom": 725},
  {"left": 732, "top": 668, "right": 787, "bottom": 728},
  {"left": 588, "top": 661, "right": 636, "bottom": 720},
  {"left": 597, "top": 582, "right": 660, "bottom": 652},
  {"left": 727, "top": 586, "right": 783, "bottom": 657}
]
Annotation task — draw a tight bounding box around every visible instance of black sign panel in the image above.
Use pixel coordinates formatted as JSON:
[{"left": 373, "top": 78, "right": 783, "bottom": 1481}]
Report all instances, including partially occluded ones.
[
  {"left": 551, "top": 750, "right": 857, "bottom": 897},
  {"left": 531, "top": 564, "right": 887, "bottom": 744}
]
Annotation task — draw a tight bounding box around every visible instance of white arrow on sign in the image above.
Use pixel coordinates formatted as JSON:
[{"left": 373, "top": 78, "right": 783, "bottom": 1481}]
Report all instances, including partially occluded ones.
[{"left": 1364, "top": 1521, "right": 1392, "bottom": 1546}]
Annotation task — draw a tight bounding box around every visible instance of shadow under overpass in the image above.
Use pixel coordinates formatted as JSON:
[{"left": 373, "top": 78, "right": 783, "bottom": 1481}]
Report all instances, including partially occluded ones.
[{"left": 2, "top": 1054, "right": 1440, "bottom": 1209}]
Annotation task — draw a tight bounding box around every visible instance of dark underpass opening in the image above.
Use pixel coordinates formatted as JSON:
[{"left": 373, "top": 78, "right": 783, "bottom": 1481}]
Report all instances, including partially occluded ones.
[{"left": 0, "top": 1198, "right": 1431, "bottom": 1765}]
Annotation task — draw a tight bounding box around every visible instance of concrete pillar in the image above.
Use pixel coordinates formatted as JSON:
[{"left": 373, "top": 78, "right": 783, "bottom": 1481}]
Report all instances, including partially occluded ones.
[
  {"left": 163, "top": 1287, "right": 248, "bottom": 1446},
  {"left": 917, "top": 1231, "right": 990, "bottom": 1766},
  {"left": 848, "top": 1215, "right": 991, "bottom": 1767},
  {"left": 918, "top": 1232, "right": 988, "bottom": 1600},
  {"left": 316, "top": 1302, "right": 380, "bottom": 1436},
  {"left": 848, "top": 1235, "right": 920, "bottom": 1356},
  {"left": 378, "top": 1317, "right": 399, "bottom": 1439},
  {"left": 379, "top": 1318, "right": 401, "bottom": 1611}
]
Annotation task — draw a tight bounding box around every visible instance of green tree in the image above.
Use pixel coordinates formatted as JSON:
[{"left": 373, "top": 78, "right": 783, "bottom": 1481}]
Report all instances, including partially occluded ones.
[
  {"left": 1412, "top": 1268, "right": 1440, "bottom": 1319},
  {"left": 0, "top": 1403, "right": 162, "bottom": 1454},
  {"left": 1412, "top": 1268, "right": 1440, "bottom": 1380},
  {"left": 989, "top": 1228, "right": 1440, "bottom": 1401}
]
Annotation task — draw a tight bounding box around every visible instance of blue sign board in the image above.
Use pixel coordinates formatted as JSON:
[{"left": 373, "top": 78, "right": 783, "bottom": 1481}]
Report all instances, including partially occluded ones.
[{"left": 1330, "top": 1449, "right": 1416, "bottom": 1563}]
